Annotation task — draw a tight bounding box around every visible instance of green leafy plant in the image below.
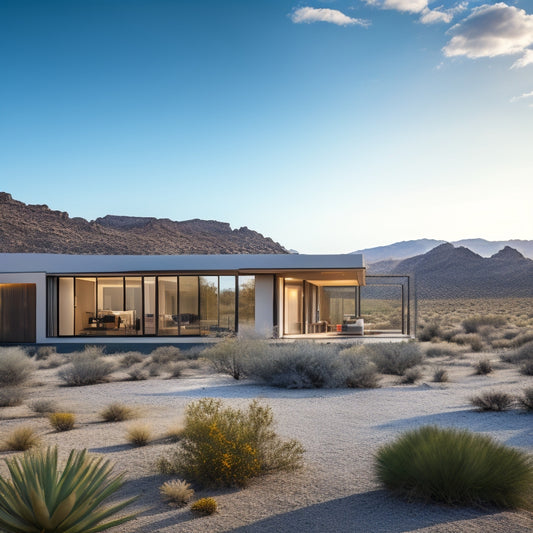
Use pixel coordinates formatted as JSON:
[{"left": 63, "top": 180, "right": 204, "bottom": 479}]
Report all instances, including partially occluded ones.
[
  {"left": 159, "top": 479, "right": 194, "bottom": 506},
  {"left": 190, "top": 497, "right": 217, "bottom": 516},
  {"left": 2, "top": 426, "right": 40, "bottom": 452},
  {"left": 158, "top": 398, "right": 304, "bottom": 487},
  {"left": 0, "top": 447, "right": 137, "bottom": 532},
  {"left": 49, "top": 412, "right": 76, "bottom": 431},
  {"left": 375, "top": 425, "right": 533, "bottom": 508}
]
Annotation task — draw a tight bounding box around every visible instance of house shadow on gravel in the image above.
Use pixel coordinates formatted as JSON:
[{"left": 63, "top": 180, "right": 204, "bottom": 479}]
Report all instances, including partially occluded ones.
[{"left": 218, "top": 490, "right": 498, "bottom": 533}]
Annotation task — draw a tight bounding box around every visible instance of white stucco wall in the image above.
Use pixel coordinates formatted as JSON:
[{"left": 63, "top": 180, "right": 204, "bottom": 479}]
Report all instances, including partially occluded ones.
[{"left": 254, "top": 274, "right": 274, "bottom": 336}]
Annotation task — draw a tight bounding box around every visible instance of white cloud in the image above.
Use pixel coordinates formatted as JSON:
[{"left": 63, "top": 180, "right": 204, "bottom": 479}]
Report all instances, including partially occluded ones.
[
  {"left": 383, "top": 0, "right": 428, "bottom": 13},
  {"left": 420, "top": 3, "right": 468, "bottom": 25},
  {"left": 364, "top": 0, "right": 466, "bottom": 24},
  {"left": 290, "top": 7, "right": 369, "bottom": 26},
  {"left": 512, "top": 48, "right": 533, "bottom": 68},
  {"left": 443, "top": 3, "right": 533, "bottom": 67},
  {"left": 510, "top": 90, "right": 533, "bottom": 102}
]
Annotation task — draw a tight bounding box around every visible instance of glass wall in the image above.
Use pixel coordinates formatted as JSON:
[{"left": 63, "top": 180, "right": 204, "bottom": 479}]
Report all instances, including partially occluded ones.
[
  {"left": 200, "top": 276, "right": 218, "bottom": 336},
  {"left": 51, "top": 274, "right": 253, "bottom": 337},
  {"left": 179, "top": 276, "right": 200, "bottom": 335},
  {"left": 219, "top": 276, "right": 236, "bottom": 333},
  {"left": 318, "top": 287, "right": 357, "bottom": 327},
  {"left": 238, "top": 276, "right": 255, "bottom": 331},
  {"left": 284, "top": 280, "right": 303, "bottom": 335},
  {"left": 158, "top": 277, "right": 178, "bottom": 335}
]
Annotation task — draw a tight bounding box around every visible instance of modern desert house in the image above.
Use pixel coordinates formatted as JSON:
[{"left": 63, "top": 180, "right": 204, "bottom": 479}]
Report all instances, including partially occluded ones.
[{"left": 0, "top": 253, "right": 392, "bottom": 345}]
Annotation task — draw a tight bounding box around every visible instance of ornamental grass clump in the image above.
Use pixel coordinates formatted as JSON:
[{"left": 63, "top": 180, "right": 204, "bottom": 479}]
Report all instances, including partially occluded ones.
[
  {"left": 474, "top": 358, "right": 493, "bottom": 375},
  {"left": 0, "top": 446, "right": 137, "bottom": 533},
  {"left": 375, "top": 425, "right": 533, "bottom": 509},
  {"left": 2, "top": 426, "right": 40, "bottom": 452},
  {"left": 159, "top": 479, "right": 194, "bottom": 506},
  {"left": 190, "top": 497, "right": 218, "bottom": 516},
  {"left": 158, "top": 398, "right": 304, "bottom": 488},
  {"left": 100, "top": 402, "right": 136, "bottom": 422},
  {"left": 126, "top": 424, "right": 152, "bottom": 446},
  {"left": 49, "top": 412, "right": 76, "bottom": 431}
]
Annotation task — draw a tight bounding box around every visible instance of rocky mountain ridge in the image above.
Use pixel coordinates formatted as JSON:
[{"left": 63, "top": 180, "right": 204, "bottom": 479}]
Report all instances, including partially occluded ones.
[{"left": 0, "top": 193, "right": 287, "bottom": 255}]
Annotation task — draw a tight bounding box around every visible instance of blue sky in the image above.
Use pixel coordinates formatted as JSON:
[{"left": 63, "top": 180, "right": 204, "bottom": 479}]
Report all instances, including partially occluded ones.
[{"left": 1, "top": 1, "right": 532, "bottom": 253}]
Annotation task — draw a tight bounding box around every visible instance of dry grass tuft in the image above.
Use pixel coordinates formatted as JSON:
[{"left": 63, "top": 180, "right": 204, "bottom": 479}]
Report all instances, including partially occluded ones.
[
  {"left": 100, "top": 403, "right": 137, "bottom": 422},
  {"left": 2, "top": 426, "right": 40, "bottom": 451},
  {"left": 159, "top": 479, "right": 194, "bottom": 506},
  {"left": 126, "top": 424, "right": 152, "bottom": 446}
]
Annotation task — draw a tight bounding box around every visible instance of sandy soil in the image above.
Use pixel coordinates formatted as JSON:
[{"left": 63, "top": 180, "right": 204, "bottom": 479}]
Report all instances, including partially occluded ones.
[{"left": 1, "top": 351, "right": 532, "bottom": 533}]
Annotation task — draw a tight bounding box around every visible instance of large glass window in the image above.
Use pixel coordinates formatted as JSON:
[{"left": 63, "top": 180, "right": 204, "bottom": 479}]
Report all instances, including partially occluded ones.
[
  {"left": 238, "top": 275, "right": 255, "bottom": 331},
  {"left": 200, "top": 276, "right": 218, "bottom": 336},
  {"left": 319, "top": 287, "right": 356, "bottom": 328},
  {"left": 219, "top": 276, "right": 236, "bottom": 333},
  {"left": 158, "top": 277, "right": 178, "bottom": 335},
  {"left": 75, "top": 277, "right": 96, "bottom": 335},
  {"left": 144, "top": 277, "right": 156, "bottom": 335},
  {"left": 58, "top": 277, "right": 74, "bottom": 336},
  {"left": 97, "top": 277, "right": 124, "bottom": 334},
  {"left": 125, "top": 277, "right": 142, "bottom": 335},
  {"left": 179, "top": 276, "right": 199, "bottom": 335},
  {"left": 284, "top": 280, "right": 303, "bottom": 335}
]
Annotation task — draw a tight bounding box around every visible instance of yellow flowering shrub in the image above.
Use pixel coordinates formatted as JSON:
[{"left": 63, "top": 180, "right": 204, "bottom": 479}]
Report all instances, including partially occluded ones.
[{"left": 158, "top": 398, "right": 304, "bottom": 487}]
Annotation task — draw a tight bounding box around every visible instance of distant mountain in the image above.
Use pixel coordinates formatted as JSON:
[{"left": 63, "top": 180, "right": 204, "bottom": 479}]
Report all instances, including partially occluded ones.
[
  {"left": 353, "top": 238, "right": 533, "bottom": 262},
  {"left": 385, "top": 243, "right": 533, "bottom": 298},
  {"left": 0, "top": 193, "right": 287, "bottom": 255}
]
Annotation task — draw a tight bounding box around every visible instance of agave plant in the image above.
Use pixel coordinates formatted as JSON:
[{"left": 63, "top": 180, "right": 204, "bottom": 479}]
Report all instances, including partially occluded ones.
[{"left": 0, "top": 447, "right": 137, "bottom": 533}]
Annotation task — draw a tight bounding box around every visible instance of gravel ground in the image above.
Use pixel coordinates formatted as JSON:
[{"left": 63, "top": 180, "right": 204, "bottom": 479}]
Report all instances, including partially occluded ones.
[{"left": 0, "top": 353, "right": 532, "bottom": 533}]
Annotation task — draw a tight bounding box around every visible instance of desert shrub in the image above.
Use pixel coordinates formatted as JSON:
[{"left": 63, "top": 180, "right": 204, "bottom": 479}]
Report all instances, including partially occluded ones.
[
  {"left": 190, "top": 497, "right": 218, "bottom": 516},
  {"left": 520, "top": 360, "right": 533, "bottom": 376},
  {"left": 474, "top": 358, "right": 493, "bottom": 375},
  {"left": 361, "top": 342, "right": 424, "bottom": 376},
  {"left": 120, "top": 351, "right": 143, "bottom": 367},
  {"left": 462, "top": 315, "right": 506, "bottom": 333},
  {"left": 49, "top": 412, "right": 76, "bottom": 431},
  {"left": 401, "top": 367, "right": 422, "bottom": 384},
  {"left": 334, "top": 349, "right": 380, "bottom": 388},
  {"left": 0, "top": 347, "right": 34, "bottom": 386},
  {"left": 519, "top": 387, "right": 533, "bottom": 411},
  {"left": 58, "top": 354, "right": 114, "bottom": 386},
  {"left": 469, "top": 335, "right": 484, "bottom": 352},
  {"left": 30, "top": 399, "right": 59, "bottom": 416},
  {"left": 425, "top": 346, "right": 457, "bottom": 358},
  {"left": 432, "top": 368, "right": 449, "bottom": 383},
  {"left": 418, "top": 323, "right": 442, "bottom": 342},
  {"left": 248, "top": 343, "right": 340, "bottom": 388},
  {"left": 0, "top": 447, "right": 137, "bottom": 532},
  {"left": 126, "top": 424, "right": 152, "bottom": 446},
  {"left": 159, "top": 479, "right": 194, "bottom": 506},
  {"left": 2, "top": 426, "right": 40, "bottom": 451},
  {"left": 203, "top": 337, "right": 268, "bottom": 380},
  {"left": 150, "top": 345, "right": 183, "bottom": 365},
  {"left": 502, "top": 341, "right": 533, "bottom": 364},
  {"left": 375, "top": 425, "right": 533, "bottom": 508},
  {"left": 148, "top": 363, "right": 163, "bottom": 377},
  {"left": 510, "top": 332, "right": 533, "bottom": 348},
  {"left": 168, "top": 362, "right": 183, "bottom": 378},
  {"left": 0, "top": 387, "right": 26, "bottom": 407},
  {"left": 470, "top": 391, "right": 514, "bottom": 411},
  {"left": 34, "top": 345, "right": 57, "bottom": 360},
  {"left": 39, "top": 353, "right": 67, "bottom": 369},
  {"left": 158, "top": 398, "right": 304, "bottom": 488},
  {"left": 127, "top": 367, "right": 148, "bottom": 381},
  {"left": 100, "top": 402, "right": 136, "bottom": 422}
]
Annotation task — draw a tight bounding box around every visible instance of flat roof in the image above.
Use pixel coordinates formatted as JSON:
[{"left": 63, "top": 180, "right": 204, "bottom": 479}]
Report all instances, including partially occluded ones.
[{"left": 0, "top": 253, "right": 365, "bottom": 274}]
